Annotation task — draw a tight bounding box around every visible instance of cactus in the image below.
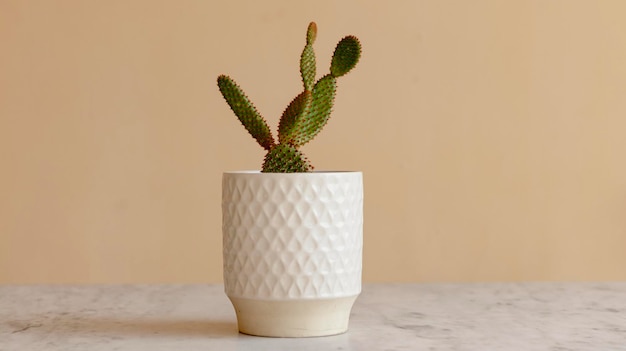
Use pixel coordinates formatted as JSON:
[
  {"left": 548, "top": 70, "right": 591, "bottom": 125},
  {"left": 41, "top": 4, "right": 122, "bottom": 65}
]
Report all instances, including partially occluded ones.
[{"left": 217, "top": 22, "right": 361, "bottom": 172}]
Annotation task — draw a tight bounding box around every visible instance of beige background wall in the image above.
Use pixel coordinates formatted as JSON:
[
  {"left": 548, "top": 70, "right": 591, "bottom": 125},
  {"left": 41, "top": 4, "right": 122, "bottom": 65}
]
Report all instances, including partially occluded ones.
[{"left": 1, "top": 1, "right": 625, "bottom": 284}]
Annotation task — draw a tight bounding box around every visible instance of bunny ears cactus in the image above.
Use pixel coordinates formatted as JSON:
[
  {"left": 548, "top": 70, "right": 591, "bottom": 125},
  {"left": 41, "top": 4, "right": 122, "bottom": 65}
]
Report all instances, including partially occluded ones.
[{"left": 217, "top": 22, "right": 361, "bottom": 172}]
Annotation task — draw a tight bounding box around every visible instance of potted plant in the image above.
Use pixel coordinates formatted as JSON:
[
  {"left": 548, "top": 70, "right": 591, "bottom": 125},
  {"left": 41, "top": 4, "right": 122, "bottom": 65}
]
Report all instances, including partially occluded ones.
[{"left": 218, "top": 22, "right": 362, "bottom": 337}]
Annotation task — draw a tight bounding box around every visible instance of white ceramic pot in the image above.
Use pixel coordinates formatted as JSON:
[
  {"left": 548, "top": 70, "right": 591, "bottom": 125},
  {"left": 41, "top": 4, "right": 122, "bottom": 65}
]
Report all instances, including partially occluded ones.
[{"left": 222, "top": 171, "right": 363, "bottom": 337}]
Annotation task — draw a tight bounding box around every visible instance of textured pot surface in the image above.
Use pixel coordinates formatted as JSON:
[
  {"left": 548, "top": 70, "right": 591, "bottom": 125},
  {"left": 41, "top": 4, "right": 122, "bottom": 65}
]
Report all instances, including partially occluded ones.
[{"left": 222, "top": 171, "right": 363, "bottom": 337}]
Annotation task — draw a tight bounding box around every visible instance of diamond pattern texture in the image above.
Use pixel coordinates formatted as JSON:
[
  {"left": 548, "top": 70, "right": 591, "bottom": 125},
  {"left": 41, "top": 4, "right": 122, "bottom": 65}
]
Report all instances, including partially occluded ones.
[{"left": 222, "top": 171, "right": 363, "bottom": 300}]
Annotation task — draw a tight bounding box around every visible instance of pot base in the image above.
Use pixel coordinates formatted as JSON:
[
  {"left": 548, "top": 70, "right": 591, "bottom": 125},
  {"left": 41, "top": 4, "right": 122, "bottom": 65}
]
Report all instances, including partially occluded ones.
[{"left": 228, "top": 295, "right": 358, "bottom": 337}]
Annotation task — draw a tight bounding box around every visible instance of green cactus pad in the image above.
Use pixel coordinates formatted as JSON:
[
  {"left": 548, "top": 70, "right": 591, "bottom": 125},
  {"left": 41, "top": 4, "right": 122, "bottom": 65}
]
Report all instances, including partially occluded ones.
[
  {"left": 300, "top": 44, "right": 316, "bottom": 91},
  {"left": 278, "top": 90, "right": 312, "bottom": 144},
  {"left": 306, "top": 22, "right": 317, "bottom": 45},
  {"left": 262, "top": 144, "right": 312, "bottom": 172},
  {"left": 300, "top": 22, "right": 318, "bottom": 91},
  {"left": 330, "top": 36, "right": 361, "bottom": 78},
  {"left": 290, "top": 74, "right": 336, "bottom": 146},
  {"left": 217, "top": 75, "right": 275, "bottom": 150}
]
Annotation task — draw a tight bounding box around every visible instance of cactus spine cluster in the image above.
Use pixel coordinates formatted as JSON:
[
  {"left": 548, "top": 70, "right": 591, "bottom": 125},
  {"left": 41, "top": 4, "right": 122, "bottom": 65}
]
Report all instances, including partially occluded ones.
[{"left": 217, "top": 22, "right": 361, "bottom": 172}]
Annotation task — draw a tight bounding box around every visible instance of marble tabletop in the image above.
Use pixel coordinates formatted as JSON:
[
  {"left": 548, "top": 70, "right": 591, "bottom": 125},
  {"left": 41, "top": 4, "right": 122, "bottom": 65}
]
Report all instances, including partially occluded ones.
[{"left": 1, "top": 283, "right": 625, "bottom": 350}]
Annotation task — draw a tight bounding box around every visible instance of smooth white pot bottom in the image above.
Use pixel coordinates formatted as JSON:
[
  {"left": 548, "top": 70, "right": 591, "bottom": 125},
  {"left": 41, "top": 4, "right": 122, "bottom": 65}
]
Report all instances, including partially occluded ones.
[{"left": 229, "top": 295, "right": 359, "bottom": 337}]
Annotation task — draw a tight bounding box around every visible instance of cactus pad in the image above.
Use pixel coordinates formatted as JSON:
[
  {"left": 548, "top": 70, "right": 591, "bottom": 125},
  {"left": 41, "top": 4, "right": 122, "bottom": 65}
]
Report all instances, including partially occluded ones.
[
  {"left": 278, "top": 90, "right": 312, "bottom": 145},
  {"left": 306, "top": 22, "right": 317, "bottom": 45},
  {"left": 300, "top": 44, "right": 316, "bottom": 91},
  {"left": 262, "top": 144, "right": 312, "bottom": 173},
  {"left": 330, "top": 36, "right": 361, "bottom": 78},
  {"left": 217, "top": 75, "right": 275, "bottom": 150},
  {"left": 289, "top": 74, "right": 336, "bottom": 146}
]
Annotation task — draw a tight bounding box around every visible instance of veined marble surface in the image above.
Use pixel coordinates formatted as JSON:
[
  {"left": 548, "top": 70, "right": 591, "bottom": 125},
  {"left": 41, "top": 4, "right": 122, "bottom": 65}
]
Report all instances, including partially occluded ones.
[{"left": 1, "top": 283, "right": 625, "bottom": 351}]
